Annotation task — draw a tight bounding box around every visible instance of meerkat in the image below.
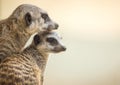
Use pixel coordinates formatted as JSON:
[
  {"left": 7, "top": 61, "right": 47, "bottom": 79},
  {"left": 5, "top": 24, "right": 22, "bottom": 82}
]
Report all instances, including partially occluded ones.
[
  {"left": 0, "top": 4, "right": 59, "bottom": 62},
  {"left": 0, "top": 31, "right": 66, "bottom": 85}
]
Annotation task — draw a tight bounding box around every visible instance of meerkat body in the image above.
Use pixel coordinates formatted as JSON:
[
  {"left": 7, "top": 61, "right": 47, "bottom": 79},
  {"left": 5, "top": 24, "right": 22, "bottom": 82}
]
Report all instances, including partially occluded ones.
[
  {"left": 0, "top": 4, "right": 58, "bottom": 62},
  {"left": 0, "top": 53, "right": 42, "bottom": 85},
  {"left": 0, "top": 31, "right": 66, "bottom": 85}
]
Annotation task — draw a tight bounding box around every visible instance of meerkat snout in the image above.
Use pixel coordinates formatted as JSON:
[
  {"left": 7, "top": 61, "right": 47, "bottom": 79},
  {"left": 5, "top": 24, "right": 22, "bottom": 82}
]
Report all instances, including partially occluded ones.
[
  {"left": 47, "top": 22, "right": 59, "bottom": 30},
  {"left": 41, "top": 13, "right": 59, "bottom": 31},
  {"left": 55, "top": 45, "right": 66, "bottom": 51}
]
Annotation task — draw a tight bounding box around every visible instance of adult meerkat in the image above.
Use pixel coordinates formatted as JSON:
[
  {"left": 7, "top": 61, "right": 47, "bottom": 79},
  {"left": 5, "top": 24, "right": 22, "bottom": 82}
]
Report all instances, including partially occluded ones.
[
  {"left": 0, "top": 31, "right": 66, "bottom": 85},
  {"left": 0, "top": 4, "right": 59, "bottom": 62}
]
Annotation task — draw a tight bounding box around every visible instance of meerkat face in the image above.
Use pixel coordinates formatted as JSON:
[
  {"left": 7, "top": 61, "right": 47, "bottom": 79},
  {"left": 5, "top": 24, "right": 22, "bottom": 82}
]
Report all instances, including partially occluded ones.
[
  {"left": 34, "top": 31, "right": 66, "bottom": 53},
  {"left": 10, "top": 4, "right": 59, "bottom": 34}
]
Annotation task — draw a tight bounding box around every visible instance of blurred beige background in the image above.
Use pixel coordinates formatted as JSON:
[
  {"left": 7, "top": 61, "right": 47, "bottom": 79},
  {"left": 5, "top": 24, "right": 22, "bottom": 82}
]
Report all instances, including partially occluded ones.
[{"left": 0, "top": 0, "right": 120, "bottom": 85}]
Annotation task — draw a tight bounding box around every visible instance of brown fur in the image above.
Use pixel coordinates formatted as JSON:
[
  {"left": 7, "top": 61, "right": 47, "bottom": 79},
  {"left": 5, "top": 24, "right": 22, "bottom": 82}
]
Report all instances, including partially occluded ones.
[
  {"left": 0, "top": 4, "right": 42, "bottom": 37},
  {"left": 0, "top": 4, "right": 58, "bottom": 62},
  {"left": 0, "top": 31, "right": 66, "bottom": 85},
  {"left": 0, "top": 52, "right": 42, "bottom": 85}
]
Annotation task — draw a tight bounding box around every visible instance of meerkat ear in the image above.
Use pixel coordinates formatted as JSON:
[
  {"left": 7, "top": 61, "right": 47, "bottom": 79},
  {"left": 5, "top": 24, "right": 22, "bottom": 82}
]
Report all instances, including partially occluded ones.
[
  {"left": 25, "top": 12, "right": 32, "bottom": 26},
  {"left": 34, "top": 34, "right": 41, "bottom": 45}
]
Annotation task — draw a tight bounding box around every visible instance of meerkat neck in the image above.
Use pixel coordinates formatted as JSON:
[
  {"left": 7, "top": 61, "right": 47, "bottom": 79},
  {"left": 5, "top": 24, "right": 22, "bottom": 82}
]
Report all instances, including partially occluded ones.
[
  {"left": 11, "top": 31, "right": 30, "bottom": 51},
  {"left": 23, "top": 46, "right": 49, "bottom": 73}
]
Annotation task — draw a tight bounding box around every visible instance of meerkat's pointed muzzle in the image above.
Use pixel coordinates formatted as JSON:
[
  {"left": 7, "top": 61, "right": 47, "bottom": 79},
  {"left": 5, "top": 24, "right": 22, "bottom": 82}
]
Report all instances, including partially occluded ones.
[
  {"left": 54, "top": 23, "right": 59, "bottom": 29},
  {"left": 45, "top": 22, "right": 59, "bottom": 31},
  {"left": 61, "top": 46, "right": 66, "bottom": 51}
]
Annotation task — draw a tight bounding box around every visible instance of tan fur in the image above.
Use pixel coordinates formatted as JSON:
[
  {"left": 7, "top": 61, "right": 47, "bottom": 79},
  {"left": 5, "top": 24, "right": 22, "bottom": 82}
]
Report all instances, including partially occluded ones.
[
  {"left": 0, "top": 4, "right": 41, "bottom": 37},
  {"left": 0, "top": 31, "right": 66, "bottom": 85},
  {"left": 0, "top": 4, "right": 58, "bottom": 62},
  {"left": 0, "top": 54, "right": 42, "bottom": 85}
]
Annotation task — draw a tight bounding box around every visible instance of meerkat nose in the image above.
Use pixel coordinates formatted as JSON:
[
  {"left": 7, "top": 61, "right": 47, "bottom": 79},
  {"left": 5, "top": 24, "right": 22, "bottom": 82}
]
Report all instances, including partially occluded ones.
[
  {"left": 62, "top": 46, "right": 66, "bottom": 51},
  {"left": 55, "top": 23, "right": 59, "bottom": 29}
]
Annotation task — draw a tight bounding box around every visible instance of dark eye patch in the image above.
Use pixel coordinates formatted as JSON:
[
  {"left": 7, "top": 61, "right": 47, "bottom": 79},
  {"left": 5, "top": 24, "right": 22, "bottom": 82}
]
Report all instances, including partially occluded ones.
[
  {"left": 46, "top": 38, "right": 58, "bottom": 45},
  {"left": 41, "top": 13, "right": 49, "bottom": 22}
]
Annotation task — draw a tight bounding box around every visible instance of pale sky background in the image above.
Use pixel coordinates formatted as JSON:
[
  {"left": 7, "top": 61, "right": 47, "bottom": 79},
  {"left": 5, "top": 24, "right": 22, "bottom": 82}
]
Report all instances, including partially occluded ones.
[{"left": 0, "top": 0, "right": 120, "bottom": 85}]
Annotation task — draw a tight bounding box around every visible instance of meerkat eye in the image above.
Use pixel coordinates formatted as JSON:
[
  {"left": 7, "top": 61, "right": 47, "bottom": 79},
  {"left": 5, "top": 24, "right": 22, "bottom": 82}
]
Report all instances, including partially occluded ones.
[
  {"left": 41, "top": 13, "right": 48, "bottom": 21},
  {"left": 46, "top": 38, "right": 58, "bottom": 45},
  {"left": 25, "top": 12, "right": 32, "bottom": 26}
]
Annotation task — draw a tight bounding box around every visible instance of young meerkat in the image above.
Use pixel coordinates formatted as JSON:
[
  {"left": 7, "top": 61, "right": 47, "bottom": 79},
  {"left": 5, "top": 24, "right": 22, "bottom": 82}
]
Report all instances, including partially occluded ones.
[
  {"left": 0, "top": 31, "right": 66, "bottom": 85},
  {"left": 0, "top": 4, "right": 59, "bottom": 62}
]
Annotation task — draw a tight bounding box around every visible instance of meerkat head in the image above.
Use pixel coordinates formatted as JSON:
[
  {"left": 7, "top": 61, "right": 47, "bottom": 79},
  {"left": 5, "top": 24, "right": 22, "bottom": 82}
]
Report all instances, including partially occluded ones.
[
  {"left": 33, "top": 31, "right": 66, "bottom": 54},
  {"left": 10, "top": 4, "right": 59, "bottom": 34}
]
